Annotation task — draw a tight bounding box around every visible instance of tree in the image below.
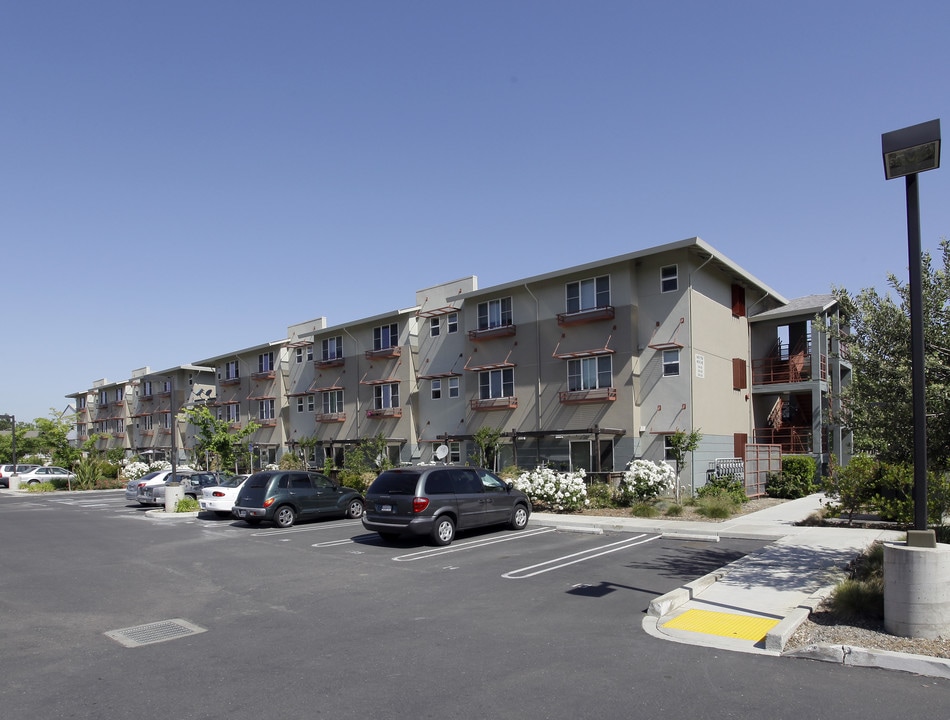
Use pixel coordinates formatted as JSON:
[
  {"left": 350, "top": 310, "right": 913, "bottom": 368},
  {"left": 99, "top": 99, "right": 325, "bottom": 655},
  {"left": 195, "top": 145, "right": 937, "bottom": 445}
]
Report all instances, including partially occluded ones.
[
  {"left": 833, "top": 237, "right": 950, "bottom": 471},
  {"left": 472, "top": 426, "right": 502, "bottom": 470},
  {"left": 34, "top": 412, "right": 81, "bottom": 468},
  {"left": 667, "top": 429, "right": 702, "bottom": 503},
  {"left": 181, "top": 406, "right": 259, "bottom": 472}
]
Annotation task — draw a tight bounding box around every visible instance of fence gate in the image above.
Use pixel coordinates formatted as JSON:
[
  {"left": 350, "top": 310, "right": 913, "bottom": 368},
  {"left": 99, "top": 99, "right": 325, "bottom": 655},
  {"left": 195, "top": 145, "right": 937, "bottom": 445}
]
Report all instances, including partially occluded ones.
[{"left": 743, "top": 443, "right": 782, "bottom": 497}]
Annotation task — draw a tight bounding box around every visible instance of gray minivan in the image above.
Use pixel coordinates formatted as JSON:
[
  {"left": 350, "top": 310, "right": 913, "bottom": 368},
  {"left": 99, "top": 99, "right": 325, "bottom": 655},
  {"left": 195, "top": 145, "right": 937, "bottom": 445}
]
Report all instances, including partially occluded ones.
[{"left": 361, "top": 466, "right": 531, "bottom": 545}]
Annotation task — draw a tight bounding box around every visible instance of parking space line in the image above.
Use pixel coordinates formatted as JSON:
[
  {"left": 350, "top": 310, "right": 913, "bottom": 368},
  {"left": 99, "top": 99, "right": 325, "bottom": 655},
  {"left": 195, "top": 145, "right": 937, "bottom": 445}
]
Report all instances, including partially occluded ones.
[
  {"left": 249, "top": 520, "right": 364, "bottom": 537},
  {"left": 391, "top": 527, "right": 555, "bottom": 562},
  {"left": 502, "top": 533, "right": 659, "bottom": 579},
  {"left": 312, "top": 534, "right": 380, "bottom": 547}
]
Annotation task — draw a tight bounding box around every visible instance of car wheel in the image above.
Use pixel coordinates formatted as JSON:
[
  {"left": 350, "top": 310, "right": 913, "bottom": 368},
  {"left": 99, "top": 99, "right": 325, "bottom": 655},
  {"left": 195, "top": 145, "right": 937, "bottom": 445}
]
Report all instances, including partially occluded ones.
[
  {"left": 185, "top": 494, "right": 197, "bottom": 500},
  {"left": 430, "top": 516, "right": 456, "bottom": 546},
  {"left": 509, "top": 504, "right": 529, "bottom": 530},
  {"left": 214, "top": 511, "right": 231, "bottom": 518},
  {"left": 274, "top": 505, "right": 296, "bottom": 528},
  {"left": 345, "top": 498, "right": 364, "bottom": 519},
  {"left": 28, "top": 480, "right": 39, "bottom": 486}
]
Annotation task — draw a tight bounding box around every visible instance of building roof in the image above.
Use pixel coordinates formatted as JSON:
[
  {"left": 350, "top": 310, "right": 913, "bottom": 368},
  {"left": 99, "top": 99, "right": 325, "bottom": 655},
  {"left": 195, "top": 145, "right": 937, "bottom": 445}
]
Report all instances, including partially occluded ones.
[{"left": 749, "top": 293, "right": 839, "bottom": 323}]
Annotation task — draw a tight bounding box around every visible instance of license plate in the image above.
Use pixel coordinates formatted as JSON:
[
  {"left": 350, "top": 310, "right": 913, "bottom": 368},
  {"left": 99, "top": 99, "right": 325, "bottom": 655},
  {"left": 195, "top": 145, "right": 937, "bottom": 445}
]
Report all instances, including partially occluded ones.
[
  {"left": 379, "top": 504, "right": 392, "bottom": 513},
  {"left": 236, "top": 509, "right": 247, "bottom": 517}
]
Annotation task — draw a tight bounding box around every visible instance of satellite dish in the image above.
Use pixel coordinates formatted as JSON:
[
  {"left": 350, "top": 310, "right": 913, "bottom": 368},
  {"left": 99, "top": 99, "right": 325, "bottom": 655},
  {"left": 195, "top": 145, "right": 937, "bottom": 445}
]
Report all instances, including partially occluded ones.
[{"left": 435, "top": 444, "right": 449, "bottom": 462}]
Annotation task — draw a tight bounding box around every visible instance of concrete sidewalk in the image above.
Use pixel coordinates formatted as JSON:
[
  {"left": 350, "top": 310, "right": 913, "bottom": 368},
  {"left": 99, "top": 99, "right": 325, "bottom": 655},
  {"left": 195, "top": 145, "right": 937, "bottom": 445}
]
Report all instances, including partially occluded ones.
[{"left": 529, "top": 494, "right": 950, "bottom": 678}]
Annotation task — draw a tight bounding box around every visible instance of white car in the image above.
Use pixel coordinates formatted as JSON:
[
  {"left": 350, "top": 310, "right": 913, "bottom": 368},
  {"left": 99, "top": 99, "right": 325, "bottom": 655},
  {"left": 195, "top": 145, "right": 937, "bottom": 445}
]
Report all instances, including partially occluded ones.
[
  {"left": 199, "top": 474, "right": 249, "bottom": 518},
  {"left": 16, "top": 466, "right": 76, "bottom": 486},
  {"left": 135, "top": 468, "right": 196, "bottom": 506}
]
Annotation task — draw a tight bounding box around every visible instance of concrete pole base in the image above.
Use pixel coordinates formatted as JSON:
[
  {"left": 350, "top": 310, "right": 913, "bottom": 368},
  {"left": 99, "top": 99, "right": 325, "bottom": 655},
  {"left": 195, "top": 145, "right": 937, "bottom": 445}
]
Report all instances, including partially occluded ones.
[
  {"left": 884, "top": 541, "right": 950, "bottom": 639},
  {"left": 164, "top": 484, "right": 185, "bottom": 513}
]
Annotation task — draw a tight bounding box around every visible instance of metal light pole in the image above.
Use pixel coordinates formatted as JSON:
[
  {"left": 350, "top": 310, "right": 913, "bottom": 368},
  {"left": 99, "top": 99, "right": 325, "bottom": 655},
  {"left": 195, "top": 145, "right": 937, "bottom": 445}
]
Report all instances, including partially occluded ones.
[{"left": 882, "top": 119, "right": 941, "bottom": 533}]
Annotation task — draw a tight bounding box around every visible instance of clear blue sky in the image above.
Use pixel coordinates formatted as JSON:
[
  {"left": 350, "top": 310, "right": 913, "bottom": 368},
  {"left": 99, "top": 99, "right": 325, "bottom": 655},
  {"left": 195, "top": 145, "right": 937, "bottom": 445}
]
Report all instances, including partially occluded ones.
[{"left": 3, "top": 1, "right": 949, "bottom": 424}]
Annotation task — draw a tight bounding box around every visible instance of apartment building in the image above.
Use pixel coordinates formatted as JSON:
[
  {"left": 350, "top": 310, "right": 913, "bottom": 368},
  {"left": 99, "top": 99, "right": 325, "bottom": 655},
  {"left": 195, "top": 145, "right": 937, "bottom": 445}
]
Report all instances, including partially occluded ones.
[{"left": 67, "top": 237, "right": 851, "bottom": 490}]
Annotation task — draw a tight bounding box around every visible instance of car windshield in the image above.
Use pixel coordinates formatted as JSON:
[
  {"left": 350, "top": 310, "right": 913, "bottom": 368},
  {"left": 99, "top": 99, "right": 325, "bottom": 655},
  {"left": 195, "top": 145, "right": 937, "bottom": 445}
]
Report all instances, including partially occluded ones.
[{"left": 220, "top": 475, "right": 246, "bottom": 488}]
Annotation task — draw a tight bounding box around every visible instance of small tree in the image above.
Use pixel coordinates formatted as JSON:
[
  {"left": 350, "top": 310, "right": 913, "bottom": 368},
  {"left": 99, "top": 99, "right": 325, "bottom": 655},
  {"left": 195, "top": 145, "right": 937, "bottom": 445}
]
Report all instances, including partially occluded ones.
[
  {"left": 472, "top": 426, "right": 502, "bottom": 470},
  {"left": 824, "top": 454, "right": 878, "bottom": 525},
  {"left": 667, "top": 429, "right": 702, "bottom": 503},
  {"left": 182, "top": 406, "right": 259, "bottom": 472}
]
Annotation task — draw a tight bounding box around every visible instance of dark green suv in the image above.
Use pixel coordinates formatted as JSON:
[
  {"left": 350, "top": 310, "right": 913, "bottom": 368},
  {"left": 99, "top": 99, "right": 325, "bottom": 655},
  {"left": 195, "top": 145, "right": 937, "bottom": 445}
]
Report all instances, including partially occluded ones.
[
  {"left": 362, "top": 466, "right": 531, "bottom": 545},
  {"left": 233, "top": 470, "right": 364, "bottom": 528}
]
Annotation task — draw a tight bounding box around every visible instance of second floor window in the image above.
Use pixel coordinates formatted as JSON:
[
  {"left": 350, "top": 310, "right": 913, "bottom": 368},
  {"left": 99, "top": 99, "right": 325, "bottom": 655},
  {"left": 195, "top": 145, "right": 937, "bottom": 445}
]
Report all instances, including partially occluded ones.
[
  {"left": 566, "top": 276, "right": 609, "bottom": 313},
  {"left": 430, "top": 317, "right": 440, "bottom": 337},
  {"left": 323, "top": 390, "right": 344, "bottom": 414},
  {"left": 374, "top": 383, "right": 399, "bottom": 409},
  {"left": 99, "top": 390, "right": 108, "bottom": 406},
  {"left": 115, "top": 388, "right": 124, "bottom": 403},
  {"left": 296, "top": 395, "right": 316, "bottom": 412},
  {"left": 142, "top": 381, "right": 152, "bottom": 397},
  {"left": 431, "top": 378, "right": 442, "bottom": 399},
  {"left": 224, "top": 404, "right": 240, "bottom": 423},
  {"left": 479, "top": 368, "right": 513, "bottom": 399},
  {"left": 143, "top": 415, "right": 153, "bottom": 431},
  {"left": 374, "top": 323, "right": 398, "bottom": 350},
  {"left": 567, "top": 356, "right": 612, "bottom": 391},
  {"left": 448, "top": 376, "right": 460, "bottom": 398},
  {"left": 447, "top": 313, "right": 458, "bottom": 333},
  {"left": 259, "top": 352, "right": 274, "bottom": 373},
  {"left": 477, "top": 298, "right": 512, "bottom": 330},
  {"left": 663, "top": 349, "right": 680, "bottom": 377},
  {"left": 259, "top": 399, "right": 275, "bottom": 420},
  {"left": 224, "top": 361, "right": 239, "bottom": 380},
  {"left": 661, "top": 265, "right": 678, "bottom": 293}
]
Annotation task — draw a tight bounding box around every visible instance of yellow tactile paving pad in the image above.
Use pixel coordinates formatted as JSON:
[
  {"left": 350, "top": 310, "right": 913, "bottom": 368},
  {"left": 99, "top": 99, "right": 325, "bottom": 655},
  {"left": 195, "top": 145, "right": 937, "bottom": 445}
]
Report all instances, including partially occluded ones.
[{"left": 662, "top": 609, "right": 779, "bottom": 641}]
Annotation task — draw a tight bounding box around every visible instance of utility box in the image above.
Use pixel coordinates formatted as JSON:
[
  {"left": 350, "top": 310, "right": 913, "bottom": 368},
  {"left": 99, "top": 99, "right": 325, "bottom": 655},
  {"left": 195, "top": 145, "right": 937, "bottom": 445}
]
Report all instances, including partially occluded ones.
[{"left": 164, "top": 482, "right": 184, "bottom": 513}]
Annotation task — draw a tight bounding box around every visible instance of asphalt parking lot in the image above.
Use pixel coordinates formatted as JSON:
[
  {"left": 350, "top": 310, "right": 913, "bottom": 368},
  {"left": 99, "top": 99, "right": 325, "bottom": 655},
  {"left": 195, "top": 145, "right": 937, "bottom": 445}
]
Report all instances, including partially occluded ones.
[{"left": 2, "top": 490, "right": 947, "bottom": 720}]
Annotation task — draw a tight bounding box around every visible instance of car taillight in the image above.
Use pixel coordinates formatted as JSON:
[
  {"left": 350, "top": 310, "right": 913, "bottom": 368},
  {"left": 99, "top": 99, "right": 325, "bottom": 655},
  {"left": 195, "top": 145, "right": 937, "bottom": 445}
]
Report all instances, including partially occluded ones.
[
  {"left": 212, "top": 491, "right": 226, "bottom": 497},
  {"left": 412, "top": 497, "right": 429, "bottom": 513},
  {"left": 263, "top": 497, "right": 276, "bottom": 508}
]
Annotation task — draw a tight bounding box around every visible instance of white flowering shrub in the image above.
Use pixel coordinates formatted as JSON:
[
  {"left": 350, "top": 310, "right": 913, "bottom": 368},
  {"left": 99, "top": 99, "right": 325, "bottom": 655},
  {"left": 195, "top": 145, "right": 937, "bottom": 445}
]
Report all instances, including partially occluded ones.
[
  {"left": 620, "top": 459, "right": 676, "bottom": 503},
  {"left": 121, "top": 462, "right": 150, "bottom": 482},
  {"left": 513, "top": 466, "right": 588, "bottom": 512}
]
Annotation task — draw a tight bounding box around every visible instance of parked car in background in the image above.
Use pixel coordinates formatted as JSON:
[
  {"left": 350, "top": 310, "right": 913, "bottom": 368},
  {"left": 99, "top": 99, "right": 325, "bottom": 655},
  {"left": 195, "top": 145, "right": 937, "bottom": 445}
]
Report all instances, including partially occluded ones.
[
  {"left": 15, "top": 466, "right": 76, "bottom": 487},
  {"left": 145, "top": 472, "right": 226, "bottom": 506},
  {"left": 125, "top": 470, "right": 163, "bottom": 502},
  {"left": 0, "top": 464, "right": 39, "bottom": 488},
  {"left": 199, "top": 474, "right": 249, "bottom": 518},
  {"left": 232, "top": 470, "right": 364, "bottom": 528},
  {"left": 134, "top": 469, "right": 196, "bottom": 506},
  {"left": 362, "top": 466, "right": 531, "bottom": 546}
]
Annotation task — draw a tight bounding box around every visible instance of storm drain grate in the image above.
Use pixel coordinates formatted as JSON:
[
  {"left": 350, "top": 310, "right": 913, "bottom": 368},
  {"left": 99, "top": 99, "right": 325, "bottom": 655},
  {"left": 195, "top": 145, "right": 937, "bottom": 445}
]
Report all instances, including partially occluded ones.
[{"left": 105, "top": 619, "right": 206, "bottom": 648}]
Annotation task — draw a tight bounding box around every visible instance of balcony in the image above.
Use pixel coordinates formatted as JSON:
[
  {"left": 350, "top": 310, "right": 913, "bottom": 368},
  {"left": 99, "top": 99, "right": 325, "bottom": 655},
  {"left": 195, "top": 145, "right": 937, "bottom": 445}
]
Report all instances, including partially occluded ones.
[
  {"left": 252, "top": 370, "right": 276, "bottom": 381},
  {"left": 470, "top": 396, "right": 518, "bottom": 411},
  {"left": 557, "top": 305, "right": 615, "bottom": 327},
  {"left": 315, "top": 412, "right": 346, "bottom": 423},
  {"left": 315, "top": 357, "right": 345, "bottom": 369},
  {"left": 754, "top": 426, "right": 817, "bottom": 454},
  {"left": 258, "top": 418, "right": 277, "bottom": 427},
  {"left": 365, "top": 346, "right": 401, "bottom": 360},
  {"left": 468, "top": 324, "right": 516, "bottom": 341},
  {"left": 220, "top": 377, "right": 241, "bottom": 387},
  {"left": 752, "top": 354, "right": 826, "bottom": 385},
  {"left": 366, "top": 407, "right": 403, "bottom": 419},
  {"left": 142, "top": 430, "right": 154, "bottom": 437},
  {"left": 559, "top": 387, "right": 617, "bottom": 404}
]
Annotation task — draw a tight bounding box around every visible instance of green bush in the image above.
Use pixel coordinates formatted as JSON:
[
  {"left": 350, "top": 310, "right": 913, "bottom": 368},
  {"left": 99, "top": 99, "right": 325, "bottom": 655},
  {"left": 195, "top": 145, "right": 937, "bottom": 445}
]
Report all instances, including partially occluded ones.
[
  {"left": 585, "top": 481, "right": 614, "bottom": 509},
  {"left": 697, "top": 475, "right": 747, "bottom": 505},
  {"left": 175, "top": 497, "right": 200, "bottom": 513},
  {"left": 664, "top": 503, "right": 683, "bottom": 517},
  {"left": 823, "top": 454, "right": 878, "bottom": 524},
  {"left": 630, "top": 502, "right": 659, "bottom": 518},
  {"left": 24, "top": 482, "right": 56, "bottom": 493},
  {"left": 767, "top": 456, "right": 817, "bottom": 498},
  {"left": 695, "top": 495, "right": 736, "bottom": 518},
  {"left": 73, "top": 456, "right": 104, "bottom": 490}
]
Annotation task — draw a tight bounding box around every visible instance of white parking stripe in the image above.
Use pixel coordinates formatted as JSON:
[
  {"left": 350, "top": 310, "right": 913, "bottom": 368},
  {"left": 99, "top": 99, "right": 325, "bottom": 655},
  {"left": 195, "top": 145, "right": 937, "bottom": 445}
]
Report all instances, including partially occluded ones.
[
  {"left": 391, "top": 527, "right": 555, "bottom": 562},
  {"left": 249, "top": 519, "right": 364, "bottom": 537},
  {"left": 502, "top": 533, "right": 659, "bottom": 579}
]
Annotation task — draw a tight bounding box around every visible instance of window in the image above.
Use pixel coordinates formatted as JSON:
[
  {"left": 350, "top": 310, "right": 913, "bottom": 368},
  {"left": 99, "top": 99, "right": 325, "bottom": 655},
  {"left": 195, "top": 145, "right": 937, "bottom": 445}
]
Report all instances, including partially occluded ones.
[
  {"left": 296, "top": 347, "right": 303, "bottom": 363},
  {"left": 322, "top": 336, "right": 343, "bottom": 360},
  {"left": 429, "top": 317, "right": 440, "bottom": 337},
  {"left": 225, "top": 404, "right": 240, "bottom": 423},
  {"left": 567, "top": 356, "right": 612, "bottom": 391},
  {"left": 448, "top": 376, "right": 460, "bottom": 398},
  {"left": 477, "top": 297, "right": 512, "bottom": 330},
  {"left": 374, "top": 383, "right": 399, "bottom": 410},
  {"left": 661, "top": 265, "right": 678, "bottom": 293},
  {"left": 161, "top": 380, "right": 171, "bottom": 394},
  {"left": 114, "top": 419, "right": 125, "bottom": 434},
  {"left": 447, "top": 313, "right": 458, "bottom": 333},
  {"left": 663, "top": 349, "right": 680, "bottom": 377},
  {"left": 374, "top": 323, "right": 398, "bottom": 350},
  {"left": 566, "top": 275, "right": 609, "bottom": 313},
  {"left": 224, "top": 361, "right": 239, "bottom": 380},
  {"left": 296, "top": 395, "right": 316, "bottom": 412},
  {"left": 141, "top": 381, "right": 152, "bottom": 397},
  {"left": 77, "top": 423, "right": 86, "bottom": 436},
  {"left": 296, "top": 345, "right": 312, "bottom": 363},
  {"left": 664, "top": 436, "right": 676, "bottom": 462},
  {"left": 98, "top": 390, "right": 108, "bottom": 406},
  {"left": 259, "top": 399, "right": 276, "bottom": 420},
  {"left": 258, "top": 352, "right": 274, "bottom": 373},
  {"left": 479, "top": 368, "right": 514, "bottom": 399},
  {"left": 115, "top": 387, "right": 124, "bottom": 403},
  {"left": 307, "top": 344, "right": 313, "bottom": 361},
  {"left": 76, "top": 396, "right": 86, "bottom": 410},
  {"left": 161, "top": 412, "right": 171, "bottom": 429},
  {"left": 143, "top": 415, "right": 153, "bottom": 431},
  {"left": 431, "top": 378, "right": 442, "bottom": 399},
  {"left": 323, "top": 390, "right": 344, "bottom": 414},
  {"left": 448, "top": 441, "right": 461, "bottom": 464}
]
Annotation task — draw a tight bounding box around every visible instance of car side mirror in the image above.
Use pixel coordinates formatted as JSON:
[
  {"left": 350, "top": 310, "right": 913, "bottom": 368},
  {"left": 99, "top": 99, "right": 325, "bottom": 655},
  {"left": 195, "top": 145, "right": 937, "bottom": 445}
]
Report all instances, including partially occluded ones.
[{"left": 506, "top": 481, "right": 514, "bottom": 491}]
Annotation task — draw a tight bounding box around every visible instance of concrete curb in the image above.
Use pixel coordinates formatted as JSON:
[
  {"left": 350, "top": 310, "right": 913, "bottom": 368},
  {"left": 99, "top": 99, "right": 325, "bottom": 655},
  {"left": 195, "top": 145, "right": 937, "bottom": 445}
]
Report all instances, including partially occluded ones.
[
  {"left": 648, "top": 569, "right": 724, "bottom": 617},
  {"left": 144, "top": 508, "right": 200, "bottom": 520},
  {"left": 785, "top": 643, "right": 950, "bottom": 679}
]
